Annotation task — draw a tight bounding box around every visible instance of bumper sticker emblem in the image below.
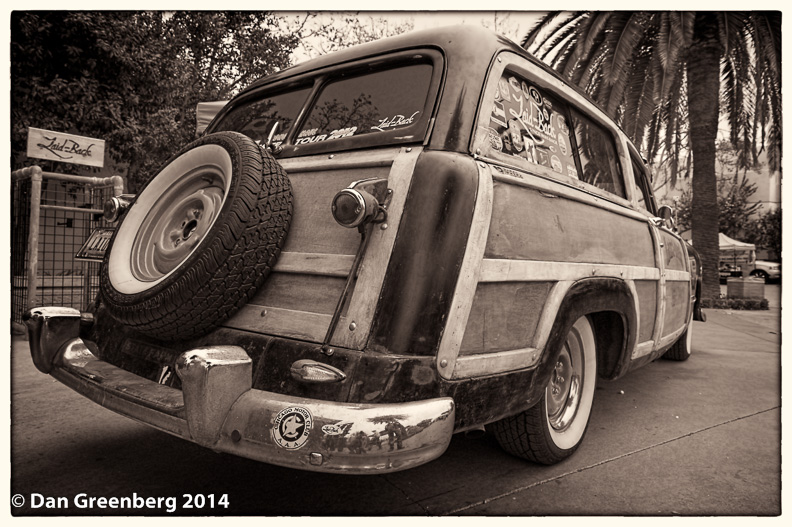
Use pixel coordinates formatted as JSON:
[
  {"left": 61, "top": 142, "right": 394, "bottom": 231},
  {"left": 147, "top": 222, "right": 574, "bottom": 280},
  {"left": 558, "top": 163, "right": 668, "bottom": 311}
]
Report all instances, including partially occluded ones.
[{"left": 272, "top": 406, "right": 313, "bottom": 450}]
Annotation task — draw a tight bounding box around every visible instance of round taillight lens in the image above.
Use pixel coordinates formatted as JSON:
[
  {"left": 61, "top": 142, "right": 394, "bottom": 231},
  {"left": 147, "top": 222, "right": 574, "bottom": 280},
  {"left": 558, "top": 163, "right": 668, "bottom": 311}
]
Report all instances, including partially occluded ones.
[
  {"left": 103, "top": 197, "right": 122, "bottom": 222},
  {"left": 331, "top": 189, "right": 377, "bottom": 228}
]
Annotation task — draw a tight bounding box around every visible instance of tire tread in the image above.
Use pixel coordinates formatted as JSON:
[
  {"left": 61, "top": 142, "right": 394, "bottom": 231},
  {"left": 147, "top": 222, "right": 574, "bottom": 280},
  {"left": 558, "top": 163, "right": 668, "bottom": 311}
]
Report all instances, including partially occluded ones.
[{"left": 99, "top": 132, "right": 293, "bottom": 340}]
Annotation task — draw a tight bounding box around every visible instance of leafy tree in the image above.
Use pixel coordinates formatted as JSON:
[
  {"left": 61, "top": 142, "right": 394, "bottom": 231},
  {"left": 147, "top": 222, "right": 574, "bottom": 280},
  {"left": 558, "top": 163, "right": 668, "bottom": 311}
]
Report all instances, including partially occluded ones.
[
  {"left": 744, "top": 208, "right": 781, "bottom": 261},
  {"left": 288, "top": 13, "right": 414, "bottom": 60},
  {"left": 523, "top": 12, "right": 781, "bottom": 298},
  {"left": 670, "top": 173, "right": 760, "bottom": 239},
  {"left": 12, "top": 12, "right": 298, "bottom": 191}
]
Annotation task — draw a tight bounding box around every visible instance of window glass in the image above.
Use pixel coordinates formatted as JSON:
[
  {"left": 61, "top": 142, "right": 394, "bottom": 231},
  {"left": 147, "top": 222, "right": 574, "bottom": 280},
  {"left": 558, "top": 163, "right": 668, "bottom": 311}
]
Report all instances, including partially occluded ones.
[
  {"left": 480, "top": 69, "right": 627, "bottom": 199},
  {"left": 213, "top": 87, "right": 312, "bottom": 147},
  {"left": 570, "top": 108, "right": 625, "bottom": 198},
  {"left": 296, "top": 63, "right": 433, "bottom": 145},
  {"left": 485, "top": 73, "right": 579, "bottom": 180},
  {"left": 631, "top": 155, "right": 655, "bottom": 213}
]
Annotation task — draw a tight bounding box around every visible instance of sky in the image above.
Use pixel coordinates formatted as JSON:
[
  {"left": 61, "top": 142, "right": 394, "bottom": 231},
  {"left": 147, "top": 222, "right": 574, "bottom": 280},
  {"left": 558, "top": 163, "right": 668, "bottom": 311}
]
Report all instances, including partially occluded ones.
[{"left": 283, "top": 11, "right": 544, "bottom": 64}]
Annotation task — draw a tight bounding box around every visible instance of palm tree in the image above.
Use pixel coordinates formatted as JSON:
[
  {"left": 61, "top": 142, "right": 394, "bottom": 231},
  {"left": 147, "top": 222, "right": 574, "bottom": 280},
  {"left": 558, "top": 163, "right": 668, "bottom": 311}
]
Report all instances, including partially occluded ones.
[{"left": 523, "top": 12, "right": 781, "bottom": 298}]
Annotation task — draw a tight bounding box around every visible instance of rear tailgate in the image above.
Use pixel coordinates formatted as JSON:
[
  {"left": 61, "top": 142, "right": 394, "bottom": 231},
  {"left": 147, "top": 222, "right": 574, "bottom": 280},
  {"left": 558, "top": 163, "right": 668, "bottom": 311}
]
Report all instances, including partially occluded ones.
[{"left": 221, "top": 146, "right": 422, "bottom": 350}]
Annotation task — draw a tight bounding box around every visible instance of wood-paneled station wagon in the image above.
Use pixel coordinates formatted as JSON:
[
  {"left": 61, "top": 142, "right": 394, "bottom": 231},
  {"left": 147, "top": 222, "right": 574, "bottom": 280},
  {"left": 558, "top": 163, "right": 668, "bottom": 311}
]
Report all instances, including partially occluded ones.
[{"left": 26, "top": 26, "right": 705, "bottom": 473}]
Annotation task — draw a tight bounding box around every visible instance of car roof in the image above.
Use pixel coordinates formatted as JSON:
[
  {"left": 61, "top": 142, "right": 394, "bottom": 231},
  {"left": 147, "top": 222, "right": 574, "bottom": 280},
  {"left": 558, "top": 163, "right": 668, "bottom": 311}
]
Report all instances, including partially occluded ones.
[
  {"left": 234, "top": 25, "right": 625, "bottom": 154},
  {"left": 244, "top": 25, "right": 521, "bottom": 92}
]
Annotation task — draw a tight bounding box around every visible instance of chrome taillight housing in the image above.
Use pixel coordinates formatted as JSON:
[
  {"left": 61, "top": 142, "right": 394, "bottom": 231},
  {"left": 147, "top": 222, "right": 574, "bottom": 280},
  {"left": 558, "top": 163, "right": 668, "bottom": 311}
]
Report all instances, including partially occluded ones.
[
  {"left": 331, "top": 178, "right": 391, "bottom": 229},
  {"left": 103, "top": 194, "right": 135, "bottom": 223}
]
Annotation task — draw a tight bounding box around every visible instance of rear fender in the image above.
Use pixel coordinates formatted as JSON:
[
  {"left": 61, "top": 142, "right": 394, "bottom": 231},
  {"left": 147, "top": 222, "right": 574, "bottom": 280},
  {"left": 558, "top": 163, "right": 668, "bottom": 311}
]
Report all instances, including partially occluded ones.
[{"left": 533, "top": 278, "right": 638, "bottom": 392}]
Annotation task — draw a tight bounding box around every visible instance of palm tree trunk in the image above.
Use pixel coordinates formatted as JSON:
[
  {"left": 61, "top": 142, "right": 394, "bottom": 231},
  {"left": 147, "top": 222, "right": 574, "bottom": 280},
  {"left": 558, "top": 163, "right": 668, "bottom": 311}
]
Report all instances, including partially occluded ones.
[{"left": 687, "top": 13, "right": 722, "bottom": 299}]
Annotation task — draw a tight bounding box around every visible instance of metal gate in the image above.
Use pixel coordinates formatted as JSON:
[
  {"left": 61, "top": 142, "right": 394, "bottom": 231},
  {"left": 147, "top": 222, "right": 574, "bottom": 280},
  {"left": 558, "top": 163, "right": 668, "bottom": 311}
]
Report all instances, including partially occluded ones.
[{"left": 11, "top": 166, "right": 124, "bottom": 324}]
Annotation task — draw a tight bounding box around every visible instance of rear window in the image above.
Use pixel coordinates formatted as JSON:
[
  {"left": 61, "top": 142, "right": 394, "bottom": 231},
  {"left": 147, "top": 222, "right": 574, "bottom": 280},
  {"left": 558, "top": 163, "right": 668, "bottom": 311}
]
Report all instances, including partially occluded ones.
[
  {"left": 211, "top": 52, "right": 441, "bottom": 156},
  {"left": 213, "top": 87, "right": 311, "bottom": 147},
  {"left": 478, "top": 69, "right": 626, "bottom": 199},
  {"left": 296, "top": 63, "right": 434, "bottom": 146}
]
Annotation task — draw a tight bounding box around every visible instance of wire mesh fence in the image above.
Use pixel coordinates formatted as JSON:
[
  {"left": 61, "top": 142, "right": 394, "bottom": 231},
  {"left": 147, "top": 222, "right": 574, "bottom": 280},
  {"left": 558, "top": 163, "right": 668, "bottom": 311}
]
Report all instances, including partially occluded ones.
[{"left": 11, "top": 168, "right": 123, "bottom": 324}]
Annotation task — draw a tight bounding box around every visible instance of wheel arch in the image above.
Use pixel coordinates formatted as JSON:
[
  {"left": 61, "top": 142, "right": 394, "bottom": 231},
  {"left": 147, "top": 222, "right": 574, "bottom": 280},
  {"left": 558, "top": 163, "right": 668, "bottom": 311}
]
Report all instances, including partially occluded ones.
[{"left": 534, "top": 277, "right": 637, "bottom": 391}]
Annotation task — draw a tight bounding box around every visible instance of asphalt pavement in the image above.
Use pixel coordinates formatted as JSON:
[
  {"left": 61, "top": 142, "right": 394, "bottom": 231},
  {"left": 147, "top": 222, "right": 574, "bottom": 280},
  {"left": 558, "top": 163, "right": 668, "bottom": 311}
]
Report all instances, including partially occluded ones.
[{"left": 8, "top": 290, "right": 782, "bottom": 516}]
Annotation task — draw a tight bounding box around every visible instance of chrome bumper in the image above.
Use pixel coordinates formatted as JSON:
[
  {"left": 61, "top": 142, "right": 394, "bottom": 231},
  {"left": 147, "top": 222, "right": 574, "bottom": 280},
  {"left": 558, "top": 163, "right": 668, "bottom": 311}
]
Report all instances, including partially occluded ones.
[{"left": 24, "top": 307, "right": 455, "bottom": 474}]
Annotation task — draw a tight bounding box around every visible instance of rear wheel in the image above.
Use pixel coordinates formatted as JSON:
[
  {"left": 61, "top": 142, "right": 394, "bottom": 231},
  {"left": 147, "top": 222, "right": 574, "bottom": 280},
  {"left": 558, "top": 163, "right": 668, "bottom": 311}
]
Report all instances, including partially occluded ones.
[{"left": 492, "top": 316, "right": 597, "bottom": 465}]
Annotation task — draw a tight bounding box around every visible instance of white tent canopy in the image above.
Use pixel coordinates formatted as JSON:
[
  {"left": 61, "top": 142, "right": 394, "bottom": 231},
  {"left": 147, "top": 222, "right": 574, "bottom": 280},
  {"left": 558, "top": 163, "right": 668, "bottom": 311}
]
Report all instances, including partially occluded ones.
[
  {"left": 196, "top": 101, "right": 229, "bottom": 135},
  {"left": 719, "top": 232, "right": 755, "bottom": 252},
  {"left": 719, "top": 232, "right": 755, "bottom": 268}
]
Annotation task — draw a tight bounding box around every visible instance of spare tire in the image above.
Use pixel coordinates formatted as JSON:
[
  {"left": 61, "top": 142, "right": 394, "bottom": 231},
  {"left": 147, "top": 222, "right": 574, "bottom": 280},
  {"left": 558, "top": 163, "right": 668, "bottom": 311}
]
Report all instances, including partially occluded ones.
[{"left": 100, "top": 131, "right": 292, "bottom": 340}]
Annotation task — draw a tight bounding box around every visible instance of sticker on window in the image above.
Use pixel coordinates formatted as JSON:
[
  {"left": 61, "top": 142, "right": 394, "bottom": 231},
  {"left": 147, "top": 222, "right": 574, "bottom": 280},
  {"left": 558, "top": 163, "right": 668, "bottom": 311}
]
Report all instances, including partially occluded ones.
[
  {"left": 295, "top": 126, "right": 358, "bottom": 144},
  {"left": 487, "top": 72, "right": 577, "bottom": 176},
  {"left": 371, "top": 111, "right": 420, "bottom": 132}
]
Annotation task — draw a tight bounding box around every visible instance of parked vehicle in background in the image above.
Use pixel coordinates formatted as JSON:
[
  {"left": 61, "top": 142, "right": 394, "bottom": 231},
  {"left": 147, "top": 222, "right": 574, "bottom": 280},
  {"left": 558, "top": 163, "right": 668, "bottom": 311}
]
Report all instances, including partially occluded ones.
[
  {"left": 25, "top": 26, "right": 704, "bottom": 474},
  {"left": 751, "top": 260, "right": 781, "bottom": 282}
]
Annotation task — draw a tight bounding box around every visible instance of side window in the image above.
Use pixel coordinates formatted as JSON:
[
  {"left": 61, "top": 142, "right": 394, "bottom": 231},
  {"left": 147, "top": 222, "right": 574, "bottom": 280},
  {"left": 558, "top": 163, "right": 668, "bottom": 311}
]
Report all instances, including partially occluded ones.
[
  {"left": 569, "top": 109, "right": 625, "bottom": 198},
  {"left": 485, "top": 73, "right": 579, "bottom": 180},
  {"left": 631, "top": 155, "right": 656, "bottom": 214},
  {"left": 478, "top": 68, "right": 627, "bottom": 200}
]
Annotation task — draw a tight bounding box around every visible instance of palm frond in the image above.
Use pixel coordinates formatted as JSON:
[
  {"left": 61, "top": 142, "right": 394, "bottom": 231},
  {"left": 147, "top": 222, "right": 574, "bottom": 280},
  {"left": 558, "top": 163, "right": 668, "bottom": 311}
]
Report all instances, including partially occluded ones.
[{"left": 522, "top": 11, "right": 564, "bottom": 49}]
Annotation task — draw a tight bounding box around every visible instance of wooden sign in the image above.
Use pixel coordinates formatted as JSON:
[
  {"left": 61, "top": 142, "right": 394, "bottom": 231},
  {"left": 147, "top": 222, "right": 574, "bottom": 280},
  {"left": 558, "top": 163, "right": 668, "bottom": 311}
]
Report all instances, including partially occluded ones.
[{"left": 26, "top": 127, "right": 105, "bottom": 167}]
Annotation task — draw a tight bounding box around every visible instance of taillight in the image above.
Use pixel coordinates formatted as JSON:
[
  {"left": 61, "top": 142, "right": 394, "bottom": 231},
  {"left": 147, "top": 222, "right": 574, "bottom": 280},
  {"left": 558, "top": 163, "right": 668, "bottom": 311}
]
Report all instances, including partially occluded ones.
[
  {"left": 330, "top": 178, "right": 391, "bottom": 229},
  {"left": 103, "top": 194, "right": 135, "bottom": 223},
  {"left": 331, "top": 189, "right": 379, "bottom": 228}
]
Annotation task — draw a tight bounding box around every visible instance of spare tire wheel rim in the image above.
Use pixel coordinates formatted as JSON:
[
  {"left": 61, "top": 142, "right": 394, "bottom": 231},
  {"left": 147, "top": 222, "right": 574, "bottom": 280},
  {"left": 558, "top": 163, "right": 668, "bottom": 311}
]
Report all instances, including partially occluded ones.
[{"left": 108, "top": 144, "right": 233, "bottom": 295}]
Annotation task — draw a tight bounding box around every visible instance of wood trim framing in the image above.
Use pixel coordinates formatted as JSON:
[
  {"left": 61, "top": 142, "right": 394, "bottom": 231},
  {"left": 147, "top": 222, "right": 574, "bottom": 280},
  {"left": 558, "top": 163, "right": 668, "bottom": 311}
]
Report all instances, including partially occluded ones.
[
  {"left": 332, "top": 146, "right": 424, "bottom": 349},
  {"left": 479, "top": 259, "right": 661, "bottom": 283},
  {"left": 273, "top": 252, "right": 355, "bottom": 277},
  {"left": 453, "top": 346, "right": 542, "bottom": 379},
  {"left": 278, "top": 147, "right": 401, "bottom": 173},
  {"left": 530, "top": 281, "right": 573, "bottom": 349},
  {"left": 647, "top": 223, "right": 666, "bottom": 346},
  {"left": 632, "top": 341, "right": 655, "bottom": 359},
  {"left": 224, "top": 305, "right": 331, "bottom": 343},
  {"left": 665, "top": 269, "right": 692, "bottom": 283},
  {"left": 656, "top": 324, "right": 687, "bottom": 351}
]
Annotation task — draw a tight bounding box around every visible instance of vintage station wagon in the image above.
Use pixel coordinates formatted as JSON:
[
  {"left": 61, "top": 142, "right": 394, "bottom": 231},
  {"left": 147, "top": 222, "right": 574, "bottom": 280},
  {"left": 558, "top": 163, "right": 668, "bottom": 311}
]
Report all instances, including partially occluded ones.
[{"left": 26, "top": 26, "right": 704, "bottom": 473}]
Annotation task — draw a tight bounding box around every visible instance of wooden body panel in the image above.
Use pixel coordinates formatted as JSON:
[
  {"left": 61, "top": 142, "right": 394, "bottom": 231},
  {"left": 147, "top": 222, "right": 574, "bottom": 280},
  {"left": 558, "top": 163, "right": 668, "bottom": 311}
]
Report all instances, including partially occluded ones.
[
  {"left": 634, "top": 280, "right": 657, "bottom": 342},
  {"left": 221, "top": 147, "right": 415, "bottom": 347},
  {"left": 485, "top": 181, "right": 655, "bottom": 267},
  {"left": 459, "top": 282, "right": 552, "bottom": 355},
  {"left": 662, "top": 281, "right": 691, "bottom": 337}
]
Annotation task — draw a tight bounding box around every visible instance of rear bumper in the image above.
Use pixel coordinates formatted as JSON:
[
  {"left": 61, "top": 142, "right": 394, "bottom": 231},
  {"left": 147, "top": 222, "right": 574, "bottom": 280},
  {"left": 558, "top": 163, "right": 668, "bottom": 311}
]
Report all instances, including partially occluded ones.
[{"left": 24, "top": 307, "right": 455, "bottom": 474}]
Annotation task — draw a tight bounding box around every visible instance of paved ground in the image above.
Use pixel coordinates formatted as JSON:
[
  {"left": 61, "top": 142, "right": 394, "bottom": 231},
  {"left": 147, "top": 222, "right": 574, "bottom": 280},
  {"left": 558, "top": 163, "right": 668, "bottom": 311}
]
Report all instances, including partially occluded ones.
[{"left": 8, "top": 296, "right": 781, "bottom": 516}]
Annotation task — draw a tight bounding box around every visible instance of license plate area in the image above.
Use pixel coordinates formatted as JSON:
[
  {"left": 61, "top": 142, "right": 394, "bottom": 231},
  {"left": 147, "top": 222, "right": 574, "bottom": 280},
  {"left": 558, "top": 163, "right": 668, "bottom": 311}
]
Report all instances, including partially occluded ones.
[{"left": 75, "top": 227, "right": 115, "bottom": 261}]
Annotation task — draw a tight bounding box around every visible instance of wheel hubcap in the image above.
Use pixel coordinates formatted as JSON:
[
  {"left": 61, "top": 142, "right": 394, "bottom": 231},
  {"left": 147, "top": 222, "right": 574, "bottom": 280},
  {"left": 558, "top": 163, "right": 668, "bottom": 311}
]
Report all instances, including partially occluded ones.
[
  {"left": 546, "top": 338, "right": 583, "bottom": 432},
  {"left": 130, "top": 168, "right": 227, "bottom": 282}
]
